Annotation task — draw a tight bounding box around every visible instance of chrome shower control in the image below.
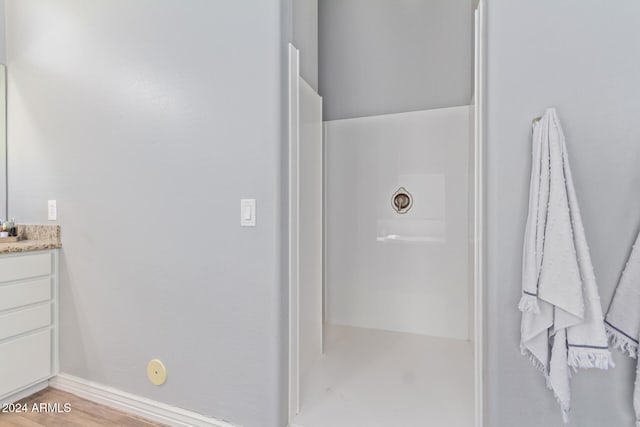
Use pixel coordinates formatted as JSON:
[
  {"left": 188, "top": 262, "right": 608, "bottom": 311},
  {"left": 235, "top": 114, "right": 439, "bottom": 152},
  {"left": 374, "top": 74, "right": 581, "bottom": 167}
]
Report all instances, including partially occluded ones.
[{"left": 391, "top": 187, "right": 413, "bottom": 214}]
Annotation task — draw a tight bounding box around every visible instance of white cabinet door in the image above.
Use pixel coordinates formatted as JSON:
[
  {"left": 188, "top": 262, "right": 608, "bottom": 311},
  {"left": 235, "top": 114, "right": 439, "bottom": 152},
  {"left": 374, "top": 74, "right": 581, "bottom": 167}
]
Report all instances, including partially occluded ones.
[{"left": 0, "top": 330, "right": 52, "bottom": 397}]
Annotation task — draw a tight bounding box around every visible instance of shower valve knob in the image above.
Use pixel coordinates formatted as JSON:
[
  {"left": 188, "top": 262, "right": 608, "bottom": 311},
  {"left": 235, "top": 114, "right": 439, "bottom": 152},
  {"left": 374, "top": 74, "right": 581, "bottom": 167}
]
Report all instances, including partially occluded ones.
[{"left": 391, "top": 187, "right": 413, "bottom": 214}]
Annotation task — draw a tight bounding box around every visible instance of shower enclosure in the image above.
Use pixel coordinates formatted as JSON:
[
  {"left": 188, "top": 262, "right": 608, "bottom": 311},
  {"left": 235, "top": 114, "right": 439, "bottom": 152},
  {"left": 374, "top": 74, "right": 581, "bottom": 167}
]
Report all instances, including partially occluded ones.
[
  {"left": 324, "top": 106, "right": 471, "bottom": 340},
  {"left": 289, "top": 2, "right": 486, "bottom": 426}
]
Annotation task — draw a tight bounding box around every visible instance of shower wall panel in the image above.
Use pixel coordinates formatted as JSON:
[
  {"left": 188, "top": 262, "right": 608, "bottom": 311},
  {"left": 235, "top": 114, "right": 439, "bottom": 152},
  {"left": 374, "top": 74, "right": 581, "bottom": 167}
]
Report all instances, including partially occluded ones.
[
  {"left": 299, "top": 78, "right": 323, "bottom": 380},
  {"left": 325, "top": 105, "right": 471, "bottom": 339}
]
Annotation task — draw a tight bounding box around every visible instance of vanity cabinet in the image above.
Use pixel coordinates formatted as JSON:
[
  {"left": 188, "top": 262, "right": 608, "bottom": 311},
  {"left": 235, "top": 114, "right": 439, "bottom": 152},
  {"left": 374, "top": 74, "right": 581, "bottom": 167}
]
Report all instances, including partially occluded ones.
[{"left": 0, "top": 250, "right": 58, "bottom": 403}]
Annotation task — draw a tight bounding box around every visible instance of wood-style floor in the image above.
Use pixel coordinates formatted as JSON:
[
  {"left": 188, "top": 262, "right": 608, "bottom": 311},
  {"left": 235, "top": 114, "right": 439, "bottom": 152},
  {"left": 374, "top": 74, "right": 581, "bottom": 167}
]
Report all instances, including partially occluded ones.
[{"left": 0, "top": 388, "right": 166, "bottom": 426}]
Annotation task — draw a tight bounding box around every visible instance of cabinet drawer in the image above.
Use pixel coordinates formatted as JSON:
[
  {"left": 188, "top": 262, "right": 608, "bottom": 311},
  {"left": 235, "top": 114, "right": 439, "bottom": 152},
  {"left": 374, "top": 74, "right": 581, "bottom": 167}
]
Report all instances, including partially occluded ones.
[
  {"left": 0, "top": 252, "right": 52, "bottom": 283},
  {"left": 0, "top": 278, "right": 51, "bottom": 312},
  {"left": 0, "top": 330, "right": 51, "bottom": 398},
  {"left": 0, "top": 304, "right": 51, "bottom": 341}
]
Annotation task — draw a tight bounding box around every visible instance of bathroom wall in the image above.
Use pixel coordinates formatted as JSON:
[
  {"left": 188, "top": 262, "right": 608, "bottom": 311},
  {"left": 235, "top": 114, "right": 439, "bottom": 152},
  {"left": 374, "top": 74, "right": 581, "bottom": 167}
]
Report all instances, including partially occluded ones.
[
  {"left": 486, "top": 0, "right": 640, "bottom": 426},
  {"left": 0, "top": 0, "right": 5, "bottom": 64},
  {"left": 0, "top": 0, "right": 6, "bottom": 220},
  {"left": 318, "top": 0, "right": 473, "bottom": 120},
  {"left": 292, "top": 0, "right": 318, "bottom": 90},
  {"left": 5, "top": 2, "right": 286, "bottom": 427},
  {"left": 325, "top": 106, "right": 471, "bottom": 340}
]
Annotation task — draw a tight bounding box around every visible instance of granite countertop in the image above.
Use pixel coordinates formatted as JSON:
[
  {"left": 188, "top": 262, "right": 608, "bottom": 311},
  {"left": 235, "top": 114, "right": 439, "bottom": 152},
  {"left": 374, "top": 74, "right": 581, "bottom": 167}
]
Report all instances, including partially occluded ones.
[{"left": 0, "top": 224, "right": 62, "bottom": 254}]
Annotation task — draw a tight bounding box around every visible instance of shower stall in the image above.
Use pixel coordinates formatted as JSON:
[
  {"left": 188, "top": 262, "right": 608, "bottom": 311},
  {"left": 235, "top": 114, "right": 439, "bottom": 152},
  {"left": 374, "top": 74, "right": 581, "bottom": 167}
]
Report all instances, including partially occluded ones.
[
  {"left": 289, "top": 2, "right": 485, "bottom": 426},
  {"left": 324, "top": 106, "right": 472, "bottom": 340}
]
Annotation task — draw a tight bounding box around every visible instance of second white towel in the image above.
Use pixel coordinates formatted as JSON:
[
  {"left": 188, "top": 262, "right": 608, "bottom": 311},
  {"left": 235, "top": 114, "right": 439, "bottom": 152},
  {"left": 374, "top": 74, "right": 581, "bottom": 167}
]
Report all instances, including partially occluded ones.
[{"left": 606, "top": 231, "right": 640, "bottom": 427}]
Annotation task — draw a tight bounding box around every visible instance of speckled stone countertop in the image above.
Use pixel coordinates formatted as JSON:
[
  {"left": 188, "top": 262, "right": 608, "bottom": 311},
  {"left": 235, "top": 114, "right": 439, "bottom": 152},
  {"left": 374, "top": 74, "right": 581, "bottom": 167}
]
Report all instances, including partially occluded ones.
[{"left": 0, "top": 224, "right": 62, "bottom": 254}]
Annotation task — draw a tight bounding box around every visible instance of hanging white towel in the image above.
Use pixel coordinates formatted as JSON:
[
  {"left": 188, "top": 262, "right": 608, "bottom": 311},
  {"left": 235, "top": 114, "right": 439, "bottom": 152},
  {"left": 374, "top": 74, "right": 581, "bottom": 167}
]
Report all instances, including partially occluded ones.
[
  {"left": 520, "top": 107, "right": 613, "bottom": 423},
  {"left": 605, "top": 231, "right": 640, "bottom": 427}
]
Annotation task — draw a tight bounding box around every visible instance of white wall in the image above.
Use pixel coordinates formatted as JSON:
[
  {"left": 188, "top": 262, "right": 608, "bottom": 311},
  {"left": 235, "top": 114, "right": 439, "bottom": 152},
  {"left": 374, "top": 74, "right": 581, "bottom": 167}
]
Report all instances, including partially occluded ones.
[
  {"left": 319, "top": 0, "right": 473, "bottom": 120},
  {"left": 293, "top": 0, "right": 318, "bottom": 91},
  {"left": 0, "top": 0, "right": 6, "bottom": 219},
  {"left": 325, "top": 106, "right": 470, "bottom": 340},
  {"left": 0, "top": 0, "right": 5, "bottom": 64},
  {"left": 486, "top": 1, "right": 640, "bottom": 425},
  {"left": 5, "top": 2, "right": 287, "bottom": 427}
]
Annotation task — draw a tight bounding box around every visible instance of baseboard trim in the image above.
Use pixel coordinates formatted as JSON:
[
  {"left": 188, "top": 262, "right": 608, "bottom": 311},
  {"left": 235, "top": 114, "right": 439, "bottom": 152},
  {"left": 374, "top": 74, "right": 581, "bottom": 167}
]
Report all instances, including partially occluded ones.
[{"left": 49, "top": 373, "right": 239, "bottom": 427}]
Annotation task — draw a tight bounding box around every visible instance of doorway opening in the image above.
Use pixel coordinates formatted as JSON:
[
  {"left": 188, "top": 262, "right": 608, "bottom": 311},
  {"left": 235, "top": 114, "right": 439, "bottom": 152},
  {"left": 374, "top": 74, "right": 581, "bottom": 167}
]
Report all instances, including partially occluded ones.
[{"left": 289, "top": 2, "right": 485, "bottom": 426}]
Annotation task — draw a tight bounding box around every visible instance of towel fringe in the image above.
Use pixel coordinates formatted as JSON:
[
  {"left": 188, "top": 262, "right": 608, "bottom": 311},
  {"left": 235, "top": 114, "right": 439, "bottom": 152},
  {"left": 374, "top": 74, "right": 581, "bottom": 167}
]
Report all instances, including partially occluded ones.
[
  {"left": 526, "top": 352, "right": 571, "bottom": 424},
  {"left": 567, "top": 347, "right": 614, "bottom": 370},
  {"left": 520, "top": 345, "right": 547, "bottom": 375},
  {"left": 518, "top": 294, "right": 540, "bottom": 314},
  {"left": 606, "top": 324, "right": 638, "bottom": 359},
  {"left": 545, "top": 378, "right": 571, "bottom": 424},
  {"left": 544, "top": 374, "right": 570, "bottom": 424}
]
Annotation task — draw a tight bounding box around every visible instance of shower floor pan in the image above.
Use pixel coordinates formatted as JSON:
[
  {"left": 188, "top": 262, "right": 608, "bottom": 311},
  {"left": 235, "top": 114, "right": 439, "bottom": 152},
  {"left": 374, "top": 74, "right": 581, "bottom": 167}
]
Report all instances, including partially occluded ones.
[{"left": 293, "top": 325, "right": 473, "bottom": 427}]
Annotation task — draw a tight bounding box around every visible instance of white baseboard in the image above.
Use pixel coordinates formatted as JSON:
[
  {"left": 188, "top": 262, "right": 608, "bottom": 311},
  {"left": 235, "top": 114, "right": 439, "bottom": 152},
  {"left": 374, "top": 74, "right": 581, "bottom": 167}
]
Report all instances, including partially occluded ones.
[{"left": 49, "top": 373, "right": 239, "bottom": 427}]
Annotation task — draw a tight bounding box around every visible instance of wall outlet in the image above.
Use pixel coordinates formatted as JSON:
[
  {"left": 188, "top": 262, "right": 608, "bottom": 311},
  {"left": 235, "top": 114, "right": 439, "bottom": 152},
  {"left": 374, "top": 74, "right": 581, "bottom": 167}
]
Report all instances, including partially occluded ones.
[{"left": 47, "top": 200, "right": 57, "bottom": 221}]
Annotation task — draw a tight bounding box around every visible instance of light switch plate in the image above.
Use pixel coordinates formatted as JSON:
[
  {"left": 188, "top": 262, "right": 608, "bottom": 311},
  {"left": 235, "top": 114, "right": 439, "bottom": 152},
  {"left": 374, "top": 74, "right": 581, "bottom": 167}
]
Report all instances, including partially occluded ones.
[
  {"left": 47, "top": 200, "right": 57, "bottom": 221},
  {"left": 240, "top": 199, "right": 256, "bottom": 227}
]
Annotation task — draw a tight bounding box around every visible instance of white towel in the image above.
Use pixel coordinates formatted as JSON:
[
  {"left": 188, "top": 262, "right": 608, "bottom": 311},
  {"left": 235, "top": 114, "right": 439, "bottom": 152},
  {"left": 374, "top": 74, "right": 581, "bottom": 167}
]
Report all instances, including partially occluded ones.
[
  {"left": 605, "top": 231, "right": 640, "bottom": 426},
  {"left": 520, "top": 107, "right": 614, "bottom": 423}
]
